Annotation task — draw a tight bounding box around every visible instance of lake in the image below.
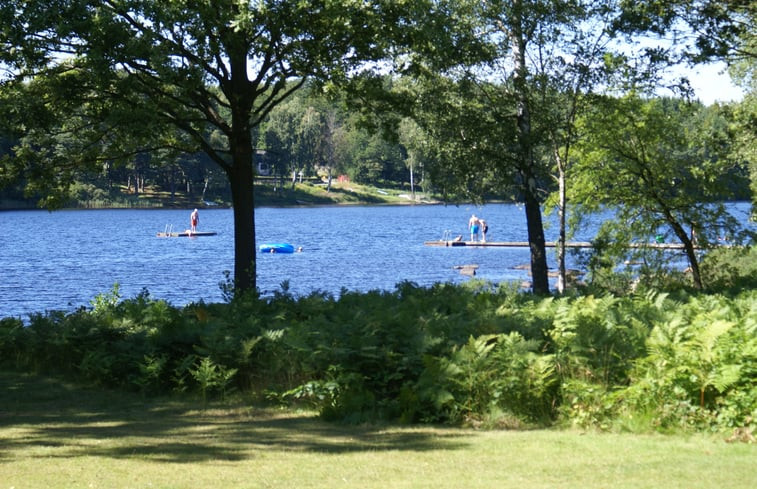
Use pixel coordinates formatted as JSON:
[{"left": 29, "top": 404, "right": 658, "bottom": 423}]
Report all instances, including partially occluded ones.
[{"left": 1, "top": 203, "right": 752, "bottom": 319}]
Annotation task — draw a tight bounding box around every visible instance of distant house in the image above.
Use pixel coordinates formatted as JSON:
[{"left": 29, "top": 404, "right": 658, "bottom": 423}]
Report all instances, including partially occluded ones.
[
  {"left": 255, "top": 150, "right": 271, "bottom": 176},
  {"left": 257, "top": 160, "right": 271, "bottom": 176}
]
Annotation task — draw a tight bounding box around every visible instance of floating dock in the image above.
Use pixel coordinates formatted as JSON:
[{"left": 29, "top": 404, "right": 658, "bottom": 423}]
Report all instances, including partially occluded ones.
[
  {"left": 157, "top": 231, "right": 217, "bottom": 238},
  {"left": 424, "top": 240, "right": 693, "bottom": 250}
]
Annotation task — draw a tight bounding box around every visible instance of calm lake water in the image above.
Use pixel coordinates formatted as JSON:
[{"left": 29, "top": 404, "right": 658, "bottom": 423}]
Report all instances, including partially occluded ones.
[{"left": 1, "top": 203, "right": 752, "bottom": 319}]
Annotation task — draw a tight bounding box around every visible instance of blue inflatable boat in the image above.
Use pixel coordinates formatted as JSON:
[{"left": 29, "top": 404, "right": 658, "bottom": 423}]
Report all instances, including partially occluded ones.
[{"left": 259, "top": 243, "right": 296, "bottom": 254}]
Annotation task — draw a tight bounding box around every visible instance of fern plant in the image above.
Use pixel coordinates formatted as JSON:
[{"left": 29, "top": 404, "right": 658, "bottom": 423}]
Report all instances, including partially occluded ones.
[
  {"left": 550, "top": 295, "right": 647, "bottom": 387},
  {"left": 416, "top": 333, "right": 558, "bottom": 425},
  {"left": 190, "top": 356, "right": 238, "bottom": 404},
  {"left": 132, "top": 354, "right": 168, "bottom": 395},
  {"left": 620, "top": 292, "right": 755, "bottom": 431},
  {"left": 415, "top": 335, "right": 499, "bottom": 423},
  {"left": 489, "top": 332, "right": 558, "bottom": 423}
]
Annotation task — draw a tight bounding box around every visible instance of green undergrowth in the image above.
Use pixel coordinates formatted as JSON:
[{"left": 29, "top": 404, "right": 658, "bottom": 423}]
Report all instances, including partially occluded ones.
[{"left": 1, "top": 277, "right": 755, "bottom": 439}]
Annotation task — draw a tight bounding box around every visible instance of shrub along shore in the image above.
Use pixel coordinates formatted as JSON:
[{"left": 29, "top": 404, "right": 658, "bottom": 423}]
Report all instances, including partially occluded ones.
[{"left": 2, "top": 255, "right": 755, "bottom": 439}]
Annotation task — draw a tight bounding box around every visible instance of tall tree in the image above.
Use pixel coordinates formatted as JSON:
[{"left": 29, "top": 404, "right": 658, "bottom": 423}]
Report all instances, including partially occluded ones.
[
  {"left": 505, "top": 0, "right": 551, "bottom": 294},
  {"left": 723, "top": 9, "right": 757, "bottom": 208},
  {"left": 0, "top": 0, "right": 426, "bottom": 294},
  {"left": 400, "top": 0, "right": 620, "bottom": 294},
  {"left": 730, "top": 93, "right": 757, "bottom": 208},
  {"left": 292, "top": 106, "right": 325, "bottom": 186},
  {"left": 572, "top": 95, "right": 751, "bottom": 289},
  {"left": 528, "top": 2, "right": 618, "bottom": 292}
]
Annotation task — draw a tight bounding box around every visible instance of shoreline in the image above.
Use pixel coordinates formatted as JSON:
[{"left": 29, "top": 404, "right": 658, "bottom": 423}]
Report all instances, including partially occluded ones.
[
  {"left": 0, "top": 199, "right": 450, "bottom": 212},
  {"left": 0, "top": 182, "right": 453, "bottom": 211}
]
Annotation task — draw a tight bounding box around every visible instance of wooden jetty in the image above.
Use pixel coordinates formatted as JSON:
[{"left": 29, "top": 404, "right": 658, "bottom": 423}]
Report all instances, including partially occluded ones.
[
  {"left": 157, "top": 231, "right": 217, "bottom": 238},
  {"left": 424, "top": 240, "right": 693, "bottom": 250}
]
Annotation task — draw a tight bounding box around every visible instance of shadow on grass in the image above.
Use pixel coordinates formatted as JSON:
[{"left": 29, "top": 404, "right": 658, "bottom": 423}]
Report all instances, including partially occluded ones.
[{"left": 0, "top": 372, "right": 471, "bottom": 464}]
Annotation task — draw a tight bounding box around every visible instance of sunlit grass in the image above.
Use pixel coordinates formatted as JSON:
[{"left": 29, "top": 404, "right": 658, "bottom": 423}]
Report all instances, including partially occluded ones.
[
  {"left": 2, "top": 371, "right": 754, "bottom": 489},
  {"left": 253, "top": 180, "right": 430, "bottom": 206}
]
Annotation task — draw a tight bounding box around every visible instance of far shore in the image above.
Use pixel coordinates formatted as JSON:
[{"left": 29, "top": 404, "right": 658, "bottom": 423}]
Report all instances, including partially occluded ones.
[{"left": 0, "top": 180, "right": 465, "bottom": 211}]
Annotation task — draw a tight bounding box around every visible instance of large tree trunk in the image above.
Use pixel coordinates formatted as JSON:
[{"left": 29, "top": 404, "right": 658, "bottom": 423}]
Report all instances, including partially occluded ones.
[
  {"left": 224, "top": 43, "right": 258, "bottom": 296},
  {"left": 670, "top": 221, "right": 703, "bottom": 289},
  {"left": 683, "top": 241, "right": 703, "bottom": 290},
  {"left": 227, "top": 77, "right": 257, "bottom": 294},
  {"left": 228, "top": 153, "right": 256, "bottom": 294},
  {"left": 524, "top": 173, "right": 550, "bottom": 294},
  {"left": 511, "top": 0, "right": 549, "bottom": 295},
  {"left": 656, "top": 201, "right": 703, "bottom": 289}
]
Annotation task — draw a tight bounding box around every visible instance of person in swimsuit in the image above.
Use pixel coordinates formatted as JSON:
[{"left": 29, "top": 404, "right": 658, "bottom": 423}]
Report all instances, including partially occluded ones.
[
  {"left": 480, "top": 219, "right": 488, "bottom": 242},
  {"left": 468, "top": 214, "right": 480, "bottom": 242},
  {"left": 190, "top": 208, "right": 199, "bottom": 233}
]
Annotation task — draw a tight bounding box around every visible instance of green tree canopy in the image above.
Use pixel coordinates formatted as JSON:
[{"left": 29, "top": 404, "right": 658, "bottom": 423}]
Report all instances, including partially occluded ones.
[
  {"left": 395, "top": 0, "right": 624, "bottom": 294},
  {"left": 0, "top": 0, "right": 431, "bottom": 293},
  {"left": 614, "top": 0, "right": 756, "bottom": 63},
  {"left": 571, "top": 95, "right": 753, "bottom": 289}
]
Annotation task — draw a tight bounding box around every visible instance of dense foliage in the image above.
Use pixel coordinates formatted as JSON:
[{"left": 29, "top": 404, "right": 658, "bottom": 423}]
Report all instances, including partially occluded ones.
[
  {"left": 0, "top": 0, "right": 754, "bottom": 441},
  {"left": 1, "top": 0, "right": 442, "bottom": 294},
  {"left": 2, "top": 248, "right": 755, "bottom": 437},
  {"left": 3, "top": 0, "right": 755, "bottom": 292},
  {"left": 571, "top": 95, "right": 753, "bottom": 289},
  {"left": 0, "top": 87, "right": 422, "bottom": 208}
]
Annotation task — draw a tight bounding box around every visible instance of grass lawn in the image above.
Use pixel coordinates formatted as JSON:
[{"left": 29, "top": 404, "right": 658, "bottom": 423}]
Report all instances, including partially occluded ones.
[
  {"left": 128, "top": 180, "right": 431, "bottom": 208},
  {"left": 1, "top": 372, "right": 754, "bottom": 489}
]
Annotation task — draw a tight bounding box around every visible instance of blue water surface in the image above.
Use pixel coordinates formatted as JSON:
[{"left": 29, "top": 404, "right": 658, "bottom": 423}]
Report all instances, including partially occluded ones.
[{"left": 1, "top": 202, "right": 752, "bottom": 318}]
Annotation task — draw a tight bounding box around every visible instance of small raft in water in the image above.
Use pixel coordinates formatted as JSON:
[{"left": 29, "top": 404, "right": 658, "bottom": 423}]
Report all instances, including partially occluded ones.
[
  {"left": 157, "top": 231, "right": 217, "bottom": 237},
  {"left": 260, "top": 243, "right": 296, "bottom": 254}
]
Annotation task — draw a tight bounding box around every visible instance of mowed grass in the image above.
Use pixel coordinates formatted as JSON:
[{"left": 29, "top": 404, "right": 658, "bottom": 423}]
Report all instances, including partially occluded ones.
[{"left": 1, "top": 372, "right": 754, "bottom": 489}]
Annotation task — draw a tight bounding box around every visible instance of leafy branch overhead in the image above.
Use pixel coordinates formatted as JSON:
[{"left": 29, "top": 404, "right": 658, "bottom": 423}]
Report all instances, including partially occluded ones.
[
  {"left": 1, "top": 0, "right": 438, "bottom": 293},
  {"left": 0, "top": 0, "right": 754, "bottom": 297}
]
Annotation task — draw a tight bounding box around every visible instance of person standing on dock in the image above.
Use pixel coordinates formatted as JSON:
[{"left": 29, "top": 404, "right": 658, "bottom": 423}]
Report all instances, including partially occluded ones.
[
  {"left": 190, "top": 208, "right": 199, "bottom": 233},
  {"left": 480, "top": 219, "right": 488, "bottom": 242},
  {"left": 468, "top": 214, "right": 480, "bottom": 242}
]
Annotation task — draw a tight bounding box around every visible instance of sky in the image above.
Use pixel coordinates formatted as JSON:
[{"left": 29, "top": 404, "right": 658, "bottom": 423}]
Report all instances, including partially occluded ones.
[
  {"left": 682, "top": 61, "right": 745, "bottom": 105},
  {"left": 621, "top": 28, "right": 746, "bottom": 107}
]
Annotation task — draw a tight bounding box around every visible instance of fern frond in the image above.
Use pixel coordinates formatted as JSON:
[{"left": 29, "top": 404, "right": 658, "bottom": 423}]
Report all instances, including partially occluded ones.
[
  {"left": 692, "top": 319, "right": 735, "bottom": 362},
  {"left": 710, "top": 364, "right": 742, "bottom": 394}
]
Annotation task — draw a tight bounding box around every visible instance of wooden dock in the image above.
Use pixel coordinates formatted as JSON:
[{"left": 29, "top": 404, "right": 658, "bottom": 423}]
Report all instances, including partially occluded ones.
[
  {"left": 157, "top": 231, "right": 217, "bottom": 238},
  {"left": 424, "top": 240, "right": 693, "bottom": 250}
]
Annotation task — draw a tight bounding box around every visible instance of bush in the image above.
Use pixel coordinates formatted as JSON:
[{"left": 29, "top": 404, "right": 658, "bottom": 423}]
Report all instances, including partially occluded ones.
[
  {"left": 2, "top": 282, "right": 755, "bottom": 435},
  {"left": 600, "top": 291, "right": 757, "bottom": 432},
  {"left": 700, "top": 246, "right": 757, "bottom": 292},
  {"left": 549, "top": 294, "right": 651, "bottom": 387},
  {"left": 414, "top": 333, "right": 558, "bottom": 426}
]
